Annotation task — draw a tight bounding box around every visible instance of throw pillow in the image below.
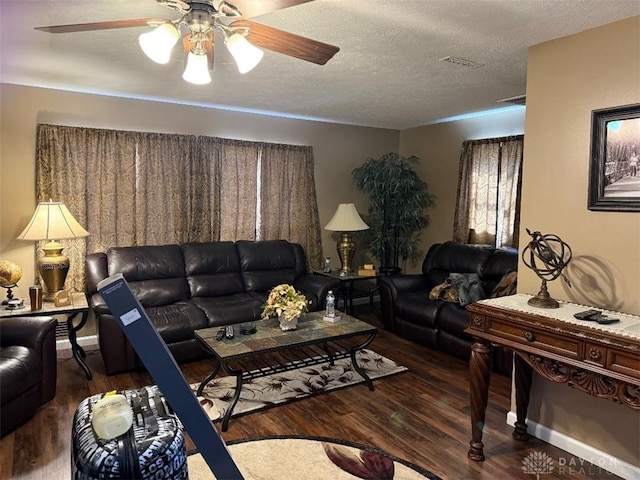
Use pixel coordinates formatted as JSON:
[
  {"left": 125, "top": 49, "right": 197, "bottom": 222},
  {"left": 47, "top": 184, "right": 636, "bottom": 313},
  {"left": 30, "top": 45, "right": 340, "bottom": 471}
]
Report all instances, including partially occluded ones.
[
  {"left": 428, "top": 280, "right": 459, "bottom": 303},
  {"left": 448, "top": 272, "right": 486, "bottom": 307},
  {"left": 490, "top": 270, "right": 518, "bottom": 298}
]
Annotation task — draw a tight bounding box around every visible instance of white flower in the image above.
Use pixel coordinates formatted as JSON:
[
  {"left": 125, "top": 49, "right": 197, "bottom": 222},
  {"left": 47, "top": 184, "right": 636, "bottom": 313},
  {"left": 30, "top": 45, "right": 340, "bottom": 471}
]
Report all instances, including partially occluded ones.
[{"left": 261, "top": 284, "right": 310, "bottom": 322}]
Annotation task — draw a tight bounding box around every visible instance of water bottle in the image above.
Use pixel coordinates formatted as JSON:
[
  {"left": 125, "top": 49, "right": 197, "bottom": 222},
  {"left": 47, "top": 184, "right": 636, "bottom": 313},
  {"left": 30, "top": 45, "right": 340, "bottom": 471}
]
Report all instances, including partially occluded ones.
[{"left": 325, "top": 290, "right": 335, "bottom": 318}]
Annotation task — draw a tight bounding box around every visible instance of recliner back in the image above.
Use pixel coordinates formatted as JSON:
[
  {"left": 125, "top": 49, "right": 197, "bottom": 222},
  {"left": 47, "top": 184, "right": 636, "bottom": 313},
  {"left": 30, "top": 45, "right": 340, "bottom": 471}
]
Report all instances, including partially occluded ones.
[
  {"left": 422, "top": 242, "right": 494, "bottom": 288},
  {"left": 106, "top": 245, "right": 190, "bottom": 307},
  {"left": 182, "top": 242, "right": 246, "bottom": 297},
  {"left": 236, "top": 240, "right": 304, "bottom": 292}
]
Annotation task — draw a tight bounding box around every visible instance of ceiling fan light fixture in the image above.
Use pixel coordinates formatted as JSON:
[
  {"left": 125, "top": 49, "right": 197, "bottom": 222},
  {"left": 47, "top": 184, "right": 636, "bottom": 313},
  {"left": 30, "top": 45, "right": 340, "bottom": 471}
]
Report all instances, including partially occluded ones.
[
  {"left": 226, "top": 33, "right": 264, "bottom": 74},
  {"left": 138, "top": 23, "right": 179, "bottom": 64},
  {"left": 182, "top": 51, "right": 212, "bottom": 84}
]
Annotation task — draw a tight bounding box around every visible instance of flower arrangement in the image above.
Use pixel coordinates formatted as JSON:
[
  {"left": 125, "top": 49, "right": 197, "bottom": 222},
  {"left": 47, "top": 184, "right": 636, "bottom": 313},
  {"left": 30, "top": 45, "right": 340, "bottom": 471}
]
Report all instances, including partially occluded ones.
[{"left": 261, "top": 284, "right": 310, "bottom": 322}]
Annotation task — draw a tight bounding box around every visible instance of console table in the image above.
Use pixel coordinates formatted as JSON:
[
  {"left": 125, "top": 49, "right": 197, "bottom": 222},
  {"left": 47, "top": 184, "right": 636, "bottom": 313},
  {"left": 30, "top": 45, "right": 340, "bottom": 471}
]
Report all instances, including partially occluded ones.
[
  {"left": 0, "top": 292, "right": 92, "bottom": 380},
  {"left": 464, "top": 294, "right": 640, "bottom": 461}
]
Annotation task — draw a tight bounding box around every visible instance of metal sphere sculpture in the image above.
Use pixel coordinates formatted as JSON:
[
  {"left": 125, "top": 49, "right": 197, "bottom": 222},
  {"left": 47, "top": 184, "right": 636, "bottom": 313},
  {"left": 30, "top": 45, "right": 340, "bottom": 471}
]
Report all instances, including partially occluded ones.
[{"left": 522, "top": 229, "right": 572, "bottom": 308}]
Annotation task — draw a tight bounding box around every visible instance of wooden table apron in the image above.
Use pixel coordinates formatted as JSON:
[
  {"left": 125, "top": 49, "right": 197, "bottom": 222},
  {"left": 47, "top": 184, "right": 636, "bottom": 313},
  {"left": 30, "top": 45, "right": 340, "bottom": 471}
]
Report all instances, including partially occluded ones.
[{"left": 464, "top": 295, "right": 640, "bottom": 462}]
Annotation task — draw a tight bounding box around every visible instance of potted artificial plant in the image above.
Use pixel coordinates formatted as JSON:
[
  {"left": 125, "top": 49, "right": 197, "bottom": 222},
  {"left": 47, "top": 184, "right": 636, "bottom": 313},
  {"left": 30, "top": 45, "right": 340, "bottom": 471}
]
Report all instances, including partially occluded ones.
[{"left": 352, "top": 152, "right": 435, "bottom": 274}]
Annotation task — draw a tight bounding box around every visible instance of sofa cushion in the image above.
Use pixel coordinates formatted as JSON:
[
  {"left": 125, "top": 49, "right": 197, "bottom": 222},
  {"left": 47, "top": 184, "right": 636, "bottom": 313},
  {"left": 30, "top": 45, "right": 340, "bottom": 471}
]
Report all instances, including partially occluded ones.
[
  {"left": 491, "top": 270, "right": 518, "bottom": 298},
  {"left": 423, "top": 242, "right": 494, "bottom": 276},
  {"left": 236, "top": 240, "right": 299, "bottom": 292},
  {"left": 107, "top": 245, "right": 190, "bottom": 307},
  {"left": 182, "top": 242, "right": 246, "bottom": 297},
  {"left": 395, "top": 292, "right": 443, "bottom": 328},
  {"left": 448, "top": 272, "right": 486, "bottom": 306},
  {"left": 144, "top": 301, "right": 208, "bottom": 343},
  {"left": 192, "top": 294, "right": 264, "bottom": 327}
]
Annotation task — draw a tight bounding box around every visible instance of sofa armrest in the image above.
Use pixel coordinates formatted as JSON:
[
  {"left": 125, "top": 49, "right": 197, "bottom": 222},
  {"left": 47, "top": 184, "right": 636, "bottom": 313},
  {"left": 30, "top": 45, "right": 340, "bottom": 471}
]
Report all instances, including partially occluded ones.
[
  {"left": 294, "top": 274, "right": 341, "bottom": 311},
  {"left": 379, "top": 274, "right": 429, "bottom": 331},
  {"left": 0, "top": 316, "right": 58, "bottom": 351}
]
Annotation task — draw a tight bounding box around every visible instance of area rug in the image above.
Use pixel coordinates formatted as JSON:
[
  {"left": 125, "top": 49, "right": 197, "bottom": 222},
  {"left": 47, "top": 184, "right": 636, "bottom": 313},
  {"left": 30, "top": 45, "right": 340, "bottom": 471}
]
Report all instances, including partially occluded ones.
[
  {"left": 190, "top": 349, "right": 407, "bottom": 422},
  {"left": 187, "top": 436, "right": 441, "bottom": 480}
]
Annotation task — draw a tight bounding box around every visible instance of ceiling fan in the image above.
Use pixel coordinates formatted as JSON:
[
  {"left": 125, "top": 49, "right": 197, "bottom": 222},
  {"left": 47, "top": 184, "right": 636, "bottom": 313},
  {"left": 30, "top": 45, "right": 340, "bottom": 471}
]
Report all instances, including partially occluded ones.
[{"left": 34, "top": 0, "right": 340, "bottom": 85}]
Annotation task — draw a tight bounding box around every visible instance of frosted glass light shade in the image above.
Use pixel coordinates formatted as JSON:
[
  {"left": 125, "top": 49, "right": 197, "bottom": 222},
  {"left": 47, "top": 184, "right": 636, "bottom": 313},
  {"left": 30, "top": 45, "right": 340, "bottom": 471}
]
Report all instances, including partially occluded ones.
[
  {"left": 182, "top": 52, "right": 212, "bottom": 85},
  {"left": 226, "top": 33, "right": 264, "bottom": 74},
  {"left": 139, "top": 23, "right": 179, "bottom": 64},
  {"left": 324, "top": 203, "right": 369, "bottom": 232}
]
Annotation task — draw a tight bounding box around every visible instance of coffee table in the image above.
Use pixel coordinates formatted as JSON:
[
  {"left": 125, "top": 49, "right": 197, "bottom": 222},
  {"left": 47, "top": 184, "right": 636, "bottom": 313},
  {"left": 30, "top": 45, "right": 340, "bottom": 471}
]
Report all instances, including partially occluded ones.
[{"left": 194, "top": 310, "right": 378, "bottom": 431}]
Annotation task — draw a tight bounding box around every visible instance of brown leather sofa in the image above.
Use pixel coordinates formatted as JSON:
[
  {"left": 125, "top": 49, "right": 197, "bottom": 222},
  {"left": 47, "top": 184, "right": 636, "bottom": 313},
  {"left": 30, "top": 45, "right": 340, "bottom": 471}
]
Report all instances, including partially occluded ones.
[
  {"left": 85, "top": 239, "right": 339, "bottom": 375},
  {"left": 379, "top": 241, "right": 518, "bottom": 373},
  {"left": 1, "top": 315, "right": 58, "bottom": 437}
]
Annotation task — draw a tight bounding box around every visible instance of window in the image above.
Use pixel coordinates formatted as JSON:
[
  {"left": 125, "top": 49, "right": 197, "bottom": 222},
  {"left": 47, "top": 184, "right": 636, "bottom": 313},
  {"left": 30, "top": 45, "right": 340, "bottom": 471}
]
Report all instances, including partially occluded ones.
[{"left": 453, "top": 135, "right": 524, "bottom": 248}]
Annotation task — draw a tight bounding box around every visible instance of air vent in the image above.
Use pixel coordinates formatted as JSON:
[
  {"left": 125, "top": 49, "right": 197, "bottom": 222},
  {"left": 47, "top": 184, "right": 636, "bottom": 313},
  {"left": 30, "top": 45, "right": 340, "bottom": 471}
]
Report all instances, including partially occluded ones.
[
  {"left": 497, "top": 95, "right": 526, "bottom": 106},
  {"left": 438, "top": 56, "right": 485, "bottom": 69}
]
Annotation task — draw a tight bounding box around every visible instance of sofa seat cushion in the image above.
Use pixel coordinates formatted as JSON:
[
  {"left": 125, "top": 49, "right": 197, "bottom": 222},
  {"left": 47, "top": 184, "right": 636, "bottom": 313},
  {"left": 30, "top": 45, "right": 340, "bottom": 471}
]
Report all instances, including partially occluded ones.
[
  {"left": 193, "top": 294, "right": 264, "bottom": 327},
  {"left": 145, "top": 301, "right": 208, "bottom": 343},
  {"left": 438, "top": 302, "right": 475, "bottom": 339},
  {"left": 395, "top": 292, "right": 443, "bottom": 328},
  {"left": 0, "top": 346, "right": 41, "bottom": 401}
]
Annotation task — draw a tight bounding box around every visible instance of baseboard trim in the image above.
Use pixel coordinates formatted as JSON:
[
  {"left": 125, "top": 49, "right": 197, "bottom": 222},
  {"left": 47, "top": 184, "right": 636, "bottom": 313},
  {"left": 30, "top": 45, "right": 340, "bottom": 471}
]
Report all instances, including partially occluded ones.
[
  {"left": 56, "top": 334, "right": 98, "bottom": 351},
  {"left": 506, "top": 411, "right": 639, "bottom": 480}
]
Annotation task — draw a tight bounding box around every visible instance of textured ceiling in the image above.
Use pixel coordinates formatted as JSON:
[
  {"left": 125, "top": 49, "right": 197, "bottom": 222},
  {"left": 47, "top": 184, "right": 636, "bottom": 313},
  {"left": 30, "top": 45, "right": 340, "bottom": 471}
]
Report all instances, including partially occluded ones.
[{"left": 1, "top": 1, "right": 638, "bottom": 129}]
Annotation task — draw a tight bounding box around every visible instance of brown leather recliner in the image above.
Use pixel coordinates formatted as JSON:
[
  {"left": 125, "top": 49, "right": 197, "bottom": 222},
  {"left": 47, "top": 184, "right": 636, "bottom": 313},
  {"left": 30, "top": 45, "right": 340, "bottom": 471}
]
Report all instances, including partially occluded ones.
[{"left": 0, "top": 315, "right": 58, "bottom": 437}]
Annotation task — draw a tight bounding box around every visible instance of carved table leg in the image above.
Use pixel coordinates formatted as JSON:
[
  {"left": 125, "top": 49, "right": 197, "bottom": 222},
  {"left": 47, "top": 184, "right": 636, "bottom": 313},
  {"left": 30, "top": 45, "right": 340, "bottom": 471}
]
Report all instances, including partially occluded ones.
[
  {"left": 513, "top": 352, "right": 533, "bottom": 441},
  {"left": 468, "top": 341, "right": 492, "bottom": 461}
]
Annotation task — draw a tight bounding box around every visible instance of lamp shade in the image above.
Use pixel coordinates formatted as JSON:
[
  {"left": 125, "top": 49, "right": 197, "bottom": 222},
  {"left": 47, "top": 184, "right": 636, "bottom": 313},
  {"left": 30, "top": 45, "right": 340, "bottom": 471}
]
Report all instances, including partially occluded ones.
[
  {"left": 138, "top": 23, "right": 180, "bottom": 64},
  {"left": 324, "top": 204, "right": 369, "bottom": 232},
  {"left": 17, "top": 201, "right": 89, "bottom": 241},
  {"left": 182, "top": 51, "right": 212, "bottom": 85},
  {"left": 226, "top": 33, "right": 263, "bottom": 74}
]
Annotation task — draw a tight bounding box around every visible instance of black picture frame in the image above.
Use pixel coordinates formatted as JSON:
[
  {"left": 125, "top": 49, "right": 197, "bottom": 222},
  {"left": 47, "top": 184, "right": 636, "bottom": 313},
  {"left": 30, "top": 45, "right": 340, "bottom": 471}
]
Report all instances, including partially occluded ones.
[{"left": 588, "top": 103, "right": 640, "bottom": 212}]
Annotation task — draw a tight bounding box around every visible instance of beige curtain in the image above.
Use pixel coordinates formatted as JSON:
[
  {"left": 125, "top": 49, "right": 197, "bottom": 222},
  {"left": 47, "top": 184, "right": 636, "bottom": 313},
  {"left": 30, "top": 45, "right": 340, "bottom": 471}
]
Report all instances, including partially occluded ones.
[
  {"left": 36, "top": 125, "right": 321, "bottom": 289},
  {"left": 200, "top": 137, "right": 260, "bottom": 241},
  {"left": 36, "top": 124, "right": 138, "bottom": 292},
  {"left": 260, "top": 143, "right": 322, "bottom": 270},
  {"left": 453, "top": 135, "right": 523, "bottom": 248}
]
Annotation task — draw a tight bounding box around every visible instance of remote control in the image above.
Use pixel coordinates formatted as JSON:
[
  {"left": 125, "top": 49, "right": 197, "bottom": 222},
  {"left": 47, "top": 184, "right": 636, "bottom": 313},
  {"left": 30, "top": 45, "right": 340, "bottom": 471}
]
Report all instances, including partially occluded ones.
[
  {"left": 215, "top": 328, "right": 225, "bottom": 341},
  {"left": 595, "top": 316, "right": 620, "bottom": 325},
  {"left": 573, "top": 310, "right": 602, "bottom": 321}
]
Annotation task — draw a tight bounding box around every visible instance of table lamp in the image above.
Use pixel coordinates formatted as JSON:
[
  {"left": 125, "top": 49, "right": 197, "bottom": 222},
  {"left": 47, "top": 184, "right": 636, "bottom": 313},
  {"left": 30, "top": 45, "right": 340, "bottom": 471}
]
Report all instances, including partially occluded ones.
[
  {"left": 324, "top": 203, "right": 369, "bottom": 275},
  {"left": 17, "top": 201, "right": 89, "bottom": 302}
]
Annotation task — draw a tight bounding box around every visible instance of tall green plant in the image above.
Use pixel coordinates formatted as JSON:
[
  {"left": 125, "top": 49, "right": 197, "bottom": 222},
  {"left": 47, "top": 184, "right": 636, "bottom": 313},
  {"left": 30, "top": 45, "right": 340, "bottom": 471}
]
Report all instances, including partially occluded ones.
[{"left": 352, "top": 152, "right": 435, "bottom": 272}]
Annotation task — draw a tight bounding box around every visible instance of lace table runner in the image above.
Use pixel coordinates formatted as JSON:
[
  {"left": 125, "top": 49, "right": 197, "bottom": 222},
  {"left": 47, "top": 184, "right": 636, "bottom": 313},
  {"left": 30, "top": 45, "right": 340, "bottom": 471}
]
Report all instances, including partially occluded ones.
[{"left": 477, "top": 293, "right": 640, "bottom": 341}]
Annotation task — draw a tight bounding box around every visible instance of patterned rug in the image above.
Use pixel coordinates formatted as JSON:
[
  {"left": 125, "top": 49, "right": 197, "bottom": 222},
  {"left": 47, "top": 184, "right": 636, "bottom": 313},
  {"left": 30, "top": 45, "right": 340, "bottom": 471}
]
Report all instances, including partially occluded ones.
[
  {"left": 189, "top": 349, "right": 407, "bottom": 422},
  {"left": 187, "top": 436, "right": 441, "bottom": 480}
]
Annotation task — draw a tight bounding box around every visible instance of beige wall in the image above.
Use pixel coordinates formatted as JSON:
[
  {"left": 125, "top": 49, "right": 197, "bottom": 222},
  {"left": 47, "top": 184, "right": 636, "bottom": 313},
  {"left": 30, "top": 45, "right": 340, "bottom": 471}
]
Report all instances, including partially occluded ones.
[
  {"left": 0, "top": 84, "right": 398, "bottom": 302},
  {"left": 520, "top": 16, "right": 640, "bottom": 467},
  {"left": 400, "top": 109, "right": 525, "bottom": 272}
]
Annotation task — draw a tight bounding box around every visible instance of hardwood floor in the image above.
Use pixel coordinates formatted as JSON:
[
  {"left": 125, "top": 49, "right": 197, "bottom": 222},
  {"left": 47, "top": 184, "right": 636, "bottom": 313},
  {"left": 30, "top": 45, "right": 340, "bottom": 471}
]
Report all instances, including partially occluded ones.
[{"left": 0, "top": 307, "right": 622, "bottom": 479}]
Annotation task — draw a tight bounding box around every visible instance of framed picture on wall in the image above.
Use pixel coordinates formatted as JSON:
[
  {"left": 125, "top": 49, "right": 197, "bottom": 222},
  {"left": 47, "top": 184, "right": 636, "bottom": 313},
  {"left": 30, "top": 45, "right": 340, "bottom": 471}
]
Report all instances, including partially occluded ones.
[{"left": 588, "top": 103, "right": 640, "bottom": 212}]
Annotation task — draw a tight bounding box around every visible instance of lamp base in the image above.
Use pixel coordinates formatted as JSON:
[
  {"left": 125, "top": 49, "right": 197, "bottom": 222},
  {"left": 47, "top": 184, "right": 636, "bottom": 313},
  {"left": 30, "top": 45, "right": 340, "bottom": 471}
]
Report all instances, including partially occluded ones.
[
  {"left": 39, "top": 241, "right": 70, "bottom": 302},
  {"left": 336, "top": 232, "right": 356, "bottom": 275}
]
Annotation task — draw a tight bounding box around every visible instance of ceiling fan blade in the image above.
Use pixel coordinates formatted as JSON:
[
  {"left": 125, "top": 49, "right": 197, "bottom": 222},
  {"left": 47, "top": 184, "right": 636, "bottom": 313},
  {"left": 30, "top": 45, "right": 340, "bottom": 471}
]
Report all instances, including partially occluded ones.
[
  {"left": 34, "top": 18, "right": 166, "bottom": 34},
  {"left": 231, "top": 20, "right": 339, "bottom": 65},
  {"left": 229, "top": 0, "right": 313, "bottom": 19}
]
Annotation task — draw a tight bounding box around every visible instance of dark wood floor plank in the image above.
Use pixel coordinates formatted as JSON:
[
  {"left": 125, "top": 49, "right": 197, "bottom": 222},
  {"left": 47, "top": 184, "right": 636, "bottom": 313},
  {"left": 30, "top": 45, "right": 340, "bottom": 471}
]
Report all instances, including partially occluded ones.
[{"left": 0, "top": 307, "right": 623, "bottom": 479}]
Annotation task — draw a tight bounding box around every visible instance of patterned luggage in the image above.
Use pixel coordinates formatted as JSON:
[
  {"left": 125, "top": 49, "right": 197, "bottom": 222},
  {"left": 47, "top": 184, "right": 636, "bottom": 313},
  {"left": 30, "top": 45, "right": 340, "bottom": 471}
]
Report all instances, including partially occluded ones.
[{"left": 71, "top": 385, "right": 189, "bottom": 479}]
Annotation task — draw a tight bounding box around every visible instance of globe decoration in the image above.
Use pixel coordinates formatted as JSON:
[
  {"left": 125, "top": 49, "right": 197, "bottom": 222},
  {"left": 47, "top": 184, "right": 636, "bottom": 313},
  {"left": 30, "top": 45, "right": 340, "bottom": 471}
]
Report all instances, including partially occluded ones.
[
  {"left": 522, "top": 229, "right": 572, "bottom": 308},
  {"left": 0, "top": 260, "right": 23, "bottom": 304}
]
